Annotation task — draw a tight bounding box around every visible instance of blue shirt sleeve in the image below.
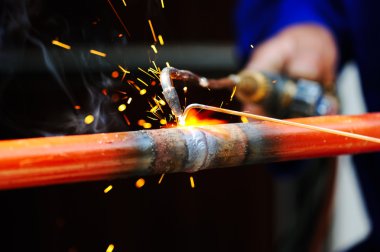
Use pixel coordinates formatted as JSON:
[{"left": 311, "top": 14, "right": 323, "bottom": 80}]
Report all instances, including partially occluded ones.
[{"left": 234, "top": 0, "right": 349, "bottom": 65}]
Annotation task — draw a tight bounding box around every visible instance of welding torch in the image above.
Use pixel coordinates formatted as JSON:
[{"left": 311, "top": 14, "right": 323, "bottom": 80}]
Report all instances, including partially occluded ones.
[{"left": 160, "top": 67, "right": 339, "bottom": 120}]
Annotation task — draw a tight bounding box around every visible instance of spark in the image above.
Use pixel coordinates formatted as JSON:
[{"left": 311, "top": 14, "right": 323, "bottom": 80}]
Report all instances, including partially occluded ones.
[
  {"left": 138, "top": 67, "right": 155, "bottom": 79},
  {"left": 150, "top": 105, "right": 160, "bottom": 114},
  {"left": 74, "top": 105, "right": 81, "bottom": 110},
  {"left": 220, "top": 101, "right": 224, "bottom": 108},
  {"left": 52, "top": 40, "right": 71, "bottom": 50},
  {"left": 104, "top": 185, "right": 113, "bottom": 193},
  {"left": 190, "top": 176, "right": 195, "bottom": 188},
  {"left": 140, "top": 89, "right": 147, "bottom": 95},
  {"left": 90, "top": 49, "right": 107, "bottom": 57},
  {"left": 151, "top": 44, "right": 158, "bottom": 54},
  {"left": 159, "top": 99, "right": 166, "bottom": 106},
  {"left": 111, "top": 71, "right": 119, "bottom": 79},
  {"left": 137, "top": 78, "right": 149, "bottom": 86},
  {"left": 160, "top": 119, "right": 167, "bottom": 125},
  {"left": 158, "top": 35, "right": 164, "bottom": 45},
  {"left": 250, "top": 44, "right": 254, "bottom": 48},
  {"left": 147, "top": 116, "right": 158, "bottom": 121},
  {"left": 118, "top": 65, "right": 130, "bottom": 74},
  {"left": 153, "top": 96, "right": 165, "bottom": 109},
  {"left": 123, "top": 114, "right": 131, "bottom": 125},
  {"left": 143, "top": 122, "right": 152, "bottom": 128},
  {"left": 138, "top": 119, "right": 146, "bottom": 126},
  {"left": 161, "top": 0, "right": 165, "bottom": 8},
  {"left": 107, "top": 0, "right": 131, "bottom": 36},
  {"left": 183, "top": 86, "right": 188, "bottom": 93},
  {"left": 230, "top": 86, "right": 237, "bottom": 101},
  {"left": 106, "top": 244, "right": 115, "bottom": 252},
  {"left": 148, "top": 69, "right": 160, "bottom": 79},
  {"left": 241, "top": 116, "right": 249, "bottom": 123},
  {"left": 127, "top": 97, "right": 132, "bottom": 104},
  {"left": 118, "top": 65, "right": 130, "bottom": 81},
  {"left": 118, "top": 33, "right": 123, "bottom": 38},
  {"left": 148, "top": 19, "right": 157, "bottom": 42},
  {"left": 165, "top": 62, "right": 171, "bottom": 68},
  {"left": 135, "top": 178, "right": 145, "bottom": 188},
  {"left": 118, "top": 104, "right": 127, "bottom": 112},
  {"left": 158, "top": 173, "right": 165, "bottom": 184},
  {"left": 121, "top": 0, "right": 126, "bottom": 6},
  {"left": 152, "top": 61, "right": 160, "bottom": 72},
  {"left": 84, "top": 114, "right": 95, "bottom": 125}
]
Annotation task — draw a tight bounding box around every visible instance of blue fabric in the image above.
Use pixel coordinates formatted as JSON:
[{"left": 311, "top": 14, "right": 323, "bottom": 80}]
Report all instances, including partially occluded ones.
[{"left": 235, "top": 0, "right": 380, "bottom": 249}]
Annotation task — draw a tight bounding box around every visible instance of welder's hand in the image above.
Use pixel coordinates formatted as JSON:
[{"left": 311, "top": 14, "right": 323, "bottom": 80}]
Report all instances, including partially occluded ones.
[
  {"left": 244, "top": 24, "right": 338, "bottom": 88},
  {"left": 207, "top": 24, "right": 338, "bottom": 115}
]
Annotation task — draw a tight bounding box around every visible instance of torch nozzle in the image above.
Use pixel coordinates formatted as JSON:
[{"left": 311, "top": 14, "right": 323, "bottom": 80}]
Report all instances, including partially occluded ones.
[{"left": 160, "top": 67, "right": 209, "bottom": 121}]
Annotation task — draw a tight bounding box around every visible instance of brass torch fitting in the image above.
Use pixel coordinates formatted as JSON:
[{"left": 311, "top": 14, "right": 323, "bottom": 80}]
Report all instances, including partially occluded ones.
[{"left": 232, "top": 71, "right": 271, "bottom": 104}]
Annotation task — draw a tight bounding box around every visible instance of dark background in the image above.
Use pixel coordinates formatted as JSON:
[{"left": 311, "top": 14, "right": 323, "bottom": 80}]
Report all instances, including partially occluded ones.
[{"left": 0, "top": 0, "right": 274, "bottom": 251}]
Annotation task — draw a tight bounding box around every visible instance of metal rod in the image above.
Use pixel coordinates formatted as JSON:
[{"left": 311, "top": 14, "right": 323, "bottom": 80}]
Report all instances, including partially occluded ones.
[
  {"left": 1, "top": 113, "right": 380, "bottom": 190},
  {"left": 181, "top": 104, "right": 380, "bottom": 144}
]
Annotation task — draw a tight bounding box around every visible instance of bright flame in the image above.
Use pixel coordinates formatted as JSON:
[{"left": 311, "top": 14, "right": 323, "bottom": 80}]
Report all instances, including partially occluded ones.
[{"left": 180, "top": 109, "right": 225, "bottom": 127}]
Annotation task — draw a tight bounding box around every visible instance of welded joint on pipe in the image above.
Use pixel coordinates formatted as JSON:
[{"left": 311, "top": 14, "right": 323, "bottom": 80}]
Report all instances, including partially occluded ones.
[{"left": 182, "top": 128, "right": 209, "bottom": 172}]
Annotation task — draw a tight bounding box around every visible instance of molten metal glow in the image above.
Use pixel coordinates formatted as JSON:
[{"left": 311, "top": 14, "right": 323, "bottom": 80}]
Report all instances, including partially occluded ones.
[
  {"left": 52, "top": 40, "right": 71, "bottom": 50},
  {"left": 180, "top": 109, "right": 225, "bottom": 127}
]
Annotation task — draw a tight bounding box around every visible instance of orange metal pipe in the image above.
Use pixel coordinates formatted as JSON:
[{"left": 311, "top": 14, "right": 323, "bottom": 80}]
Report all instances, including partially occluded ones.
[{"left": 0, "top": 113, "right": 380, "bottom": 190}]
